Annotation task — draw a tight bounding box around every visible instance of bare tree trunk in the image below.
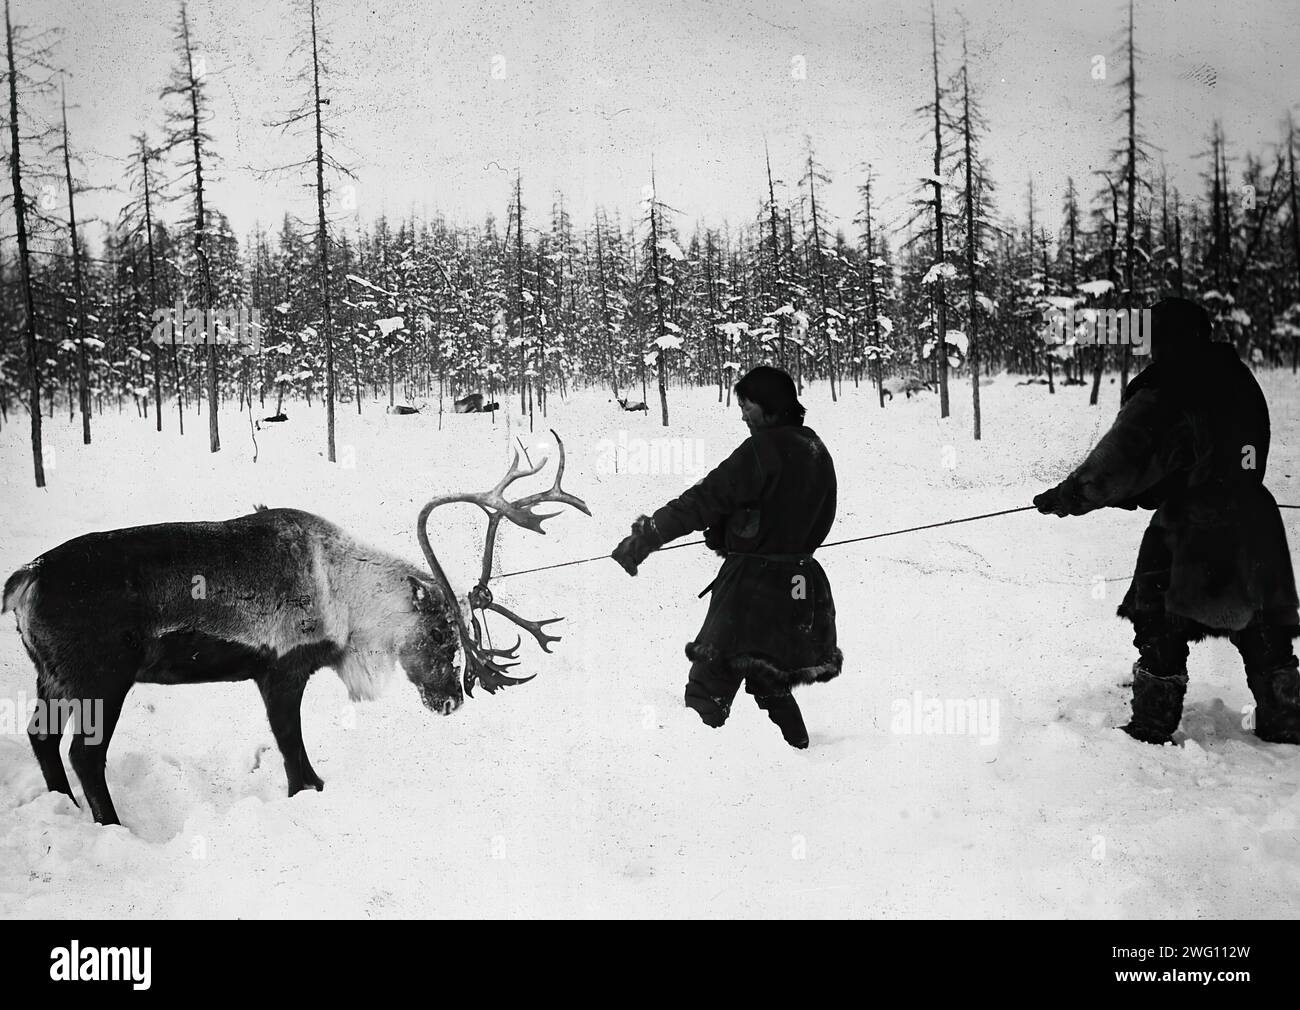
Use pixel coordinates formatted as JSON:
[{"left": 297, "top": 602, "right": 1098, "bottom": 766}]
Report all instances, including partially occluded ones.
[
  {"left": 1289, "top": 120, "right": 1300, "bottom": 373},
  {"left": 594, "top": 217, "right": 619, "bottom": 399},
  {"left": 535, "top": 242, "right": 546, "bottom": 423},
  {"left": 515, "top": 176, "right": 526, "bottom": 416},
  {"left": 1090, "top": 175, "right": 1120, "bottom": 407},
  {"left": 704, "top": 231, "right": 724, "bottom": 402},
  {"left": 309, "top": 0, "right": 336, "bottom": 462},
  {"left": 60, "top": 85, "right": 92, "bottom": 444},
  {"left": 6, "top": 0, "right": 43, "bottom": 485},
  {"left": 1121, "top": 0, "right": 1137, "bottom": 388},
  {"left": 960, "top": 42, "right": 981, "bottom": 439},
  {"left": 862, "top": 174, "right": 886, "bottom": 408},
  {"left": 806, "top": 149, "right": 836, "bottom": 400},
  {"left": 766, "top": 142, "right": 787, "bottom": 367},
  {"left": 138, "top": 140, "right": 165, "bottom": 430},
  {"left": 176, "top": 5, "right": 219, "bottom": 450},
  {"left": 929, "top": 0, "right": 950, "bottom": 418},
  {"left": 1037, "top": 225, "right": 1055, "bottom": 394},
  {"left": 648, "top": 164, "right": 670, "bottom": 426}
]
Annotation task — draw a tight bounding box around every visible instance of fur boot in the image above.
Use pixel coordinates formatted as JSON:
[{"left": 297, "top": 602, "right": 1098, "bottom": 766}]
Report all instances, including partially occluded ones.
[
  {"left": 754, "top": 691, "right": 809, "bottom": 749},
  {"left": 1247, "top": 659, "right": 1300, "bottom": 744},
  {"left": 1122, "top": 662, "right": 1187, "bottom": 745}
]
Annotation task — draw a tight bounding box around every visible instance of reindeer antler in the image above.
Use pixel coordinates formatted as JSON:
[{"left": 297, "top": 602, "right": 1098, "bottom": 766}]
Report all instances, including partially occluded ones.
[{"left": 416, "top": 430, "right": 590, "bottom": 697}]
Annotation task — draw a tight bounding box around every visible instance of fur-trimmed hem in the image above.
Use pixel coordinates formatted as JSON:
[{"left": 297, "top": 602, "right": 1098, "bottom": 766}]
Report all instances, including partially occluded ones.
[
  {"left": 1117, "top": 606, "right": 1230, "bottom": 642},
  {"left": 1117, "top": 604, "right": 1300, "bottom": 642},
  {"left": 685, "top": 641, "right": 843, "bottom": 687}
]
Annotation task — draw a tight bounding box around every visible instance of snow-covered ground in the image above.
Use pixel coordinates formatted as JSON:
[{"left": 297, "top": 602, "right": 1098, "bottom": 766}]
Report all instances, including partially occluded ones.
[{"left": 2, "top": 371, "right": 1299, "bottom": 918}]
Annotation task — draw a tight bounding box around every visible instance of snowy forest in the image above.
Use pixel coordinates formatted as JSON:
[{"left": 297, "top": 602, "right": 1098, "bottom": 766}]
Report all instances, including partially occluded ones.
[
  {"left": 5, "top": 0, "right": 1300, "bottom": 926},
  {"left": 2, "top": 0, "right": 1299, "bottom": 489}
]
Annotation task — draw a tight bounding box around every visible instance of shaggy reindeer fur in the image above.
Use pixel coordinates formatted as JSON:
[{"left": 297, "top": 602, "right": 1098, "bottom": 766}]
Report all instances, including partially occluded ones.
[{"left": 3, "top": 507, "right": 460, "bottom": 825}]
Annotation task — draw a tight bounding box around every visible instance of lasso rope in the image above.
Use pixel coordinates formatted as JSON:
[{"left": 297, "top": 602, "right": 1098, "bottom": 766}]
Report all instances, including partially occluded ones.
[
  {"left": 490, "top": 505, "right": 1038, "bottom": 581},
  {"left": 489, "top": 502, "right": 1300, "bottom": 582}
]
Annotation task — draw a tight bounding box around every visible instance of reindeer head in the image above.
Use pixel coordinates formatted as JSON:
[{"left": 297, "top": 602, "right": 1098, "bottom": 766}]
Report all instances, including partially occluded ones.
[
  {"left": 415, "top": 430, "right": 590, "bottom": 701},
  {"left": 399, "top": 575, "right": 464, "bottom": 715}
]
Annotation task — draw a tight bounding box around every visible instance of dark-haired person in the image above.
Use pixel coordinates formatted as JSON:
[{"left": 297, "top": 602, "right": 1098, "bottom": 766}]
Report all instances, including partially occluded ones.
[
  {"left": 1034, "top": 296, "right": 1300, "bottom": 745},
  {"left": 611, "top": 365, "right": 841, "bottom": 749}
]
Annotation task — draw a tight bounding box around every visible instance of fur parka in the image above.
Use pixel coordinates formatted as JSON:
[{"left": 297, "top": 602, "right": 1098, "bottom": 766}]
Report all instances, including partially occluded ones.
[
  {"left": 646, "top": 424, "right": 842, "bottom": 686},
  {"left": 1054, "top": 343, "right": 1298, "bottom": 637}
]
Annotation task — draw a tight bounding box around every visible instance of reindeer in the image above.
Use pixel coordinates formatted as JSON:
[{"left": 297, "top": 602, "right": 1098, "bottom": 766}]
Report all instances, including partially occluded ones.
[
  {"left": 453, "top": 392, "right": 499, "bottom": 413},
  {"left": 2, "top": 432, "right": 588, "bottom": 826},
  {"left": 616, "top": 397, "right": 649, "bottom": 412},
  {"left": 880, "top": 376, "right": 935, "bottom": 401}
]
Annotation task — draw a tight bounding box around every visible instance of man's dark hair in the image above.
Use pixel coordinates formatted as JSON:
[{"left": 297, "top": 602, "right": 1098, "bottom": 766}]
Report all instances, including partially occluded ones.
[
  {"left": 734, "top": 365, "right": 806, "bottom": 425},
  {"left": 1150, "top": 297, "right": 1212, "bottom": 360}
]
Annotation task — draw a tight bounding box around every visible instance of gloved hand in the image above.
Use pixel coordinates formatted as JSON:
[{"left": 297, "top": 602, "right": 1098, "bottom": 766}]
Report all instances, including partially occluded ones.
[
  {"left": 630, "top": 514, "right": 662, "bottom": 544},
  {"left": 1034, "top": 477, "right": 1084, "bottom": 517},
  {"left": 611, "top": 534, "right": 656, "bottom": 576}
]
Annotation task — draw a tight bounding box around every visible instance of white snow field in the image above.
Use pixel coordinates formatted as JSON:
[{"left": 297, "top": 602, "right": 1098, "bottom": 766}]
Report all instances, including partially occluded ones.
[{"left": 1, "top": 372, "right": 1298, "bottom": 919}]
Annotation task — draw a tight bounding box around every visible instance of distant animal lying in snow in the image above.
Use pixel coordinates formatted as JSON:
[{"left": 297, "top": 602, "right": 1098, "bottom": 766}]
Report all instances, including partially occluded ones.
[
  {"left": 453, "top": 392, "right": 499, "bottom": 413},
  {"left": 262, "top": 412, "right": 288, "bottom": 422},
  {"left": 386, "top": 404, "right": 421, "bottom": 415},
  {"left": 616, "top": 397, "right": 649, "bottom": 412},
  {"left": 880, "top": 377, "right": 935, "bottom": 401}
]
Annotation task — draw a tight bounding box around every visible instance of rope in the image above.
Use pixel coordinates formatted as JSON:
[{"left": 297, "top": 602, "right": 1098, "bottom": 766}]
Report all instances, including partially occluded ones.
[
  {"left": 819, "top": 505, "right": 1035, "bottom": 549},
  {"left": 490, "top": 504, "right": 1038, "bottom": 581},
  {"left": 491, "top": 538, "right": 706, "bottom": 580}
]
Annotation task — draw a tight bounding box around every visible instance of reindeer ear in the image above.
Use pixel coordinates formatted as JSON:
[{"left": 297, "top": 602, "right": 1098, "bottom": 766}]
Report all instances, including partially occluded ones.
[{"left": 408, "top": 576, "right": 437, "bottom": 613}]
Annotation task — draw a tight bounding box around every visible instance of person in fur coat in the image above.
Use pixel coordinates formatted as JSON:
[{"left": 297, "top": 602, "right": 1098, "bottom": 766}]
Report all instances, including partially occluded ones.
[
  {"left": 1034, "top": 297, "right": 1300, "bottom": 745},
  {"left": 611, "top": 366, "right": 841, "bottom": 749}
]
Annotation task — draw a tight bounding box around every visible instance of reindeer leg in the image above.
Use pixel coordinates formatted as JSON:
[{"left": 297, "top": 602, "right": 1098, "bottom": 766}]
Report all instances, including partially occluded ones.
[
  {"left": 256, "top": 666, "right": 323, "bottom": 796},
  {"left": 27, "top": 674, "right": 74, "bottom": 802},
  {"left": 68, "top": 678, "right": 132, "bottom": 826}
]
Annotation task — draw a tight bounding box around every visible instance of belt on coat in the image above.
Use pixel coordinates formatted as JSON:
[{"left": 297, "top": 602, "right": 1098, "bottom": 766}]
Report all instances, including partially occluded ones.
[{"left": 697, "top": 551, "right": 816, "bottom": 598}]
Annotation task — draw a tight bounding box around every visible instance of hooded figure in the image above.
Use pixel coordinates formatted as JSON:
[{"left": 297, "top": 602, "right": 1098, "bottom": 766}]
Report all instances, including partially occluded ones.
[
  {"left": 1034, "top": 297, "right": 1300, "bottom": 745},
  {"left": 611, "top": 366, "right": 841, "bottom": 748}
]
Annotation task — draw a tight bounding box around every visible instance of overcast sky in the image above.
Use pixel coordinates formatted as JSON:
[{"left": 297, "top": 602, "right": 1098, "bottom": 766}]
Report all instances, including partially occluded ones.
[{"left": 20, "top": 0, "right": 1300, "bottom": 254}]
